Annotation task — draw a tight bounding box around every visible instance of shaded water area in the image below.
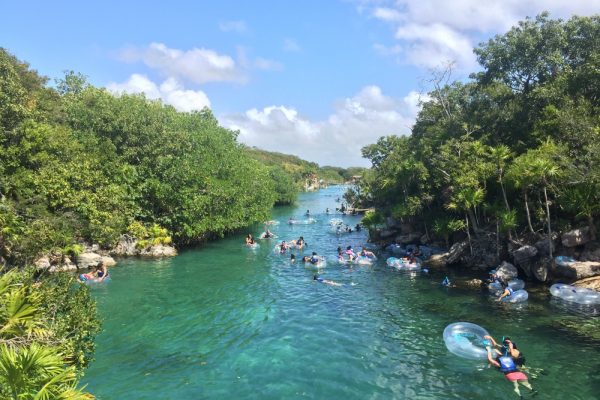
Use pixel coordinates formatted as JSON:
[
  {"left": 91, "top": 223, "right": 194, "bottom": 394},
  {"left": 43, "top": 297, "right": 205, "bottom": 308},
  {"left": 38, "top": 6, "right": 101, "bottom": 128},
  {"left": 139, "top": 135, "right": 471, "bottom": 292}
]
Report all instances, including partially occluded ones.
[{"left": 83, "top": 186, "right": 600, "bottom": 399}]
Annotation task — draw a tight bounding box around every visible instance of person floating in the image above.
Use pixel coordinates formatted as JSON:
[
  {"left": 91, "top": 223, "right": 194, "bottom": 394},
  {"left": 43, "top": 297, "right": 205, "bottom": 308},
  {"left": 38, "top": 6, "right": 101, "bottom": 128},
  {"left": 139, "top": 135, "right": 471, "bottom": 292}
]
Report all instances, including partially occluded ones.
[
  {"left": 290, "top": 254, "right": 296, "bottom": 263},
  {"left": 355, "top": 224, "right": 361, "bottom": 232},
  {"left": 296, "top": 236, "right": 306, "bottom": 249},
  {"left": 245, "top": 234, "right": 255, "bottom": 245},
  {"left": 313, "top": 275, "right": 343, "bottom": 287},
  {"left": 309, "top": 251, "right": 320, "bottom": 264},
  {"left": 497, "top": 283, "right": 514, "bottom": 302},
  {"left": 325, "top": 208, "right": 330, "bottom": 214},
  {"left": 279, "top": 241, "right": 289, "bottom": 254},
  {"left": 305, "top": 209, "right": 310, "bottom": 216},
  {"left": 79, "top": 261, "right": 109, "bottom": 283},
  {"left": 345, "top": 246, "right": 356, "bottom": 261},
  {"left": 441, "top": 276, "right": 452, "bottom": 287},
  {"left": 486, "top": 344, "right": 534, "bottom": 397},
  {"left": 484, "top": 335, "right": 526, "bottom": 367},
  {"left": 261, "top": 226, "right": 274, "bottom": 239}
]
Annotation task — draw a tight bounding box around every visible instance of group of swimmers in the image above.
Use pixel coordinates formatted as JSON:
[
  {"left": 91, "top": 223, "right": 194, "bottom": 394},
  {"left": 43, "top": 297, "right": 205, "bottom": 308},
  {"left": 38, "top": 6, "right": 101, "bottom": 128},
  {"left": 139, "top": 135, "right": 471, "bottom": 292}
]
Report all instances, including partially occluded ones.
[{"left": 337, "top": 245, "right": 375, "bottom": 263}]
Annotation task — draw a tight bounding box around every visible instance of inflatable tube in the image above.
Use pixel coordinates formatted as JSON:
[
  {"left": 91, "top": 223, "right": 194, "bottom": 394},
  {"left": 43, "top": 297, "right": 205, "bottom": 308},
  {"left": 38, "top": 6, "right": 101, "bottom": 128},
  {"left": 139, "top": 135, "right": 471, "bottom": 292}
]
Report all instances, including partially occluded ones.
[
  {"left": 355, "top": 256, "right": 373, "bottom": 265},
  {"left": 386, "top": 257, "right": 402, "bottom": 267},
  {"left": 488, "top": 279, "right": 525, "bottom": 293},
  {"left": 555, "top": 256, "right": 576, "bottom": 267},
  {"left": 443, "top": 322, "right": 490, "bottom": 360},
  {"left": 550, "top": 283, "right": 600, "bottom": 305},
  {"left": 305, "top": 258, "right": 327, "bottom": 269},
  {"left": 80, "top": 274, "right": 111, "bottom": 284},
  {"left": 501, "top": 289, "right": 529, "bottom": 303}
]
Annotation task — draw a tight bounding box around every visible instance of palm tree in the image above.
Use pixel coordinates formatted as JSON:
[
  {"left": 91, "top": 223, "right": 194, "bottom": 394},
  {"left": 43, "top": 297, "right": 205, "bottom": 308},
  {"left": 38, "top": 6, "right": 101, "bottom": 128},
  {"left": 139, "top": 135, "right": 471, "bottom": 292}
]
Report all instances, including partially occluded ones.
[{"left": 447, "top": 186, "right": 485, "bottom": 255}]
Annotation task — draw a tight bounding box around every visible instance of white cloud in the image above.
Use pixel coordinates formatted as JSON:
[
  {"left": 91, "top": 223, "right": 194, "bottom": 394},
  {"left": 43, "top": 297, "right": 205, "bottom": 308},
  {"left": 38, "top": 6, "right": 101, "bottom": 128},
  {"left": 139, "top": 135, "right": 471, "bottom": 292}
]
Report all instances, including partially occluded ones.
[
  {"left": 220, "top": 86, "right": 423, "bottom": 167},
  {"left": 283, "top": 38, "right": 301, "bottom": 52},
  {"left": 107, "top": 74, "right": 210, "bottom": 112},
  {"left": 218, "top": 20, "right": 247, "bottom": 33},
  {"left": 118, "top": 42, "right": 245, "bottom": 84},
  {"left": 365, "top": 0, "right": 600, "bottom": 70}
]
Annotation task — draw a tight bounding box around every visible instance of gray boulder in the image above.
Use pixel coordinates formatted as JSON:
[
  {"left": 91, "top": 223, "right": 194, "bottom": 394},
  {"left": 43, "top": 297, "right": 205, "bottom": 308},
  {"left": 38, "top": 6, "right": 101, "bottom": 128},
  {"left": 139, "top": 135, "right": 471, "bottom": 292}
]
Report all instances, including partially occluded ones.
[
  {"left": 534, "top": 239, "right": 554, "bottom": 257},
  {"left": 34, "top": 256, "right": 51, "bottom": 270},
  {"left": 580, "top": 242, "right": 600, "bottom": 262},
  {"left": 140, "top": 244, "right": 177, "bottom": 257},
  {"left": 101, "top": 256, "right": 117, "bottom": 267},
  {"left": 76, "top": 252, "right": 102, "bottom": 269},
  {"left": 395, "top": 232, "right": 423, "bottom": 245},
  {"left": 562, "top": 227, "right": 591, "bottom": 248},
  {"left": 423, "top": 253, "right": 448, "bottom": 268},
  {"left": 379, "top": 229, "right": 396, "bottom": 239},
  {"left": 111, "top": 235, "right": 139, "bottom": 256},
  {"left": 446, "top": 240, "right": 469, "bottom": 264},
  {"left": 496, "top": 261, "right": 518, "bottom": 282},
  {"left": 512, "top": 245, "right": 538, "bottom": 266}
]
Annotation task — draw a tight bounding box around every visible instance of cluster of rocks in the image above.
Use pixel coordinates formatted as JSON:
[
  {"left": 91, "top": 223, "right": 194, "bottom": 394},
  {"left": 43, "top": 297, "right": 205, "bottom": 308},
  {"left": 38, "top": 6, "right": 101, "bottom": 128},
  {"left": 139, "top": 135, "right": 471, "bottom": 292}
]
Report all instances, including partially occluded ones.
[
  {"left": 35, "top": 234, "right": 177, "bottom": 273},
  {"left": 374, "top": 219, "right": 600, "bottom": 287}
]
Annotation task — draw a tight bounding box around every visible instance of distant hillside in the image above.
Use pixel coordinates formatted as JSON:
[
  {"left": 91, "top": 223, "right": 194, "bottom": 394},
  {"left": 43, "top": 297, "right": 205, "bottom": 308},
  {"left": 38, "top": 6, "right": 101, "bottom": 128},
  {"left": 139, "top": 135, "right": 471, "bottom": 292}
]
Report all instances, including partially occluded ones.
[{"left": 244, "top": 147, "right": 366, "bottom": 186}]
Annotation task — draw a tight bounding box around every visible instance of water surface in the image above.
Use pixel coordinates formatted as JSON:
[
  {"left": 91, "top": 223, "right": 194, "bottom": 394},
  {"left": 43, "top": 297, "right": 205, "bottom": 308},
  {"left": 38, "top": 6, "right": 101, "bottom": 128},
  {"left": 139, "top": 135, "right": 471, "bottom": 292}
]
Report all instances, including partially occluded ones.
[{"left": 84, "top": 186, "right": 600, "bottom": 399}]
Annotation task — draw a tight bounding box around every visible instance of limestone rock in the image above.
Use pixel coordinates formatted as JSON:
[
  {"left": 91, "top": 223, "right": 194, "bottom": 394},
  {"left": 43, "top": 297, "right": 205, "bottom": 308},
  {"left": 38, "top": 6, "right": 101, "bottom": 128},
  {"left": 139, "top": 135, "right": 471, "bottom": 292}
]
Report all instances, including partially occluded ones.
[
  {"left": 531, "top": 259, "right": 549, "bottom": 282},
  {"left": 379, "top": 229, "right": 396, "bottom": 239},
  {"left": 496, "top": 261, "right": 518, "bottom": 282},
  {"left": 76, "top": 252, "right": 102, "bottom": 269},
  {"left": 457, "top": 278, "right": 484, "bottom": 289},
  {"left": 49, "top": 263, "right": 78, "bottom": 273},
  {"left": 534, "top": 239, "right": 554, "bottom": 257},
  {"left": 561, "top": 227, "right": 591, "bottom": 247},
  {"left": 111, "top": 235, "right": 139, "bottom": 256},
  {"left": 140, "top": 244, "right": 177, "bottom": 257},
  {"left": 580, "top": 242, "right": 600, "bottom": 262},
  {"left": 573, "top": 275, "right": 600, "bottom": 291},
  {"left": 34, "top": 256, "right": 51, "bottom": 270},
  {"left": 512, "top": 245, "right": 538, "bottom": 265},
  {"left": 554, "top": 261, "right": 600, "bottom": 280},
  {"left": 395, "top": 232, "right": 422, "bottom": 245},
  {"left": 423, "top": 253, "right": 448, "bottom": 268},
  {"left": 101, "top": 256, "right": 117, "bottom": 267},
  {"left": 446, "top": 240, "right": 469, "bottom": 264}
]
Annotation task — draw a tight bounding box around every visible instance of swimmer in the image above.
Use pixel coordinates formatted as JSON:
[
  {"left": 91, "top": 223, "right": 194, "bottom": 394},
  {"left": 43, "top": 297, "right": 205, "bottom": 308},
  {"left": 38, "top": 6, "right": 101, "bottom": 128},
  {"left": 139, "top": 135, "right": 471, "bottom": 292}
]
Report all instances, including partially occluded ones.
[
  {"left": 262, "top": 226, "right": 274, "bottom": 239},
  {"left": 301, "top": 256, "right": 311, "bottom": 263},
  {"left": 345, "top": 246, "right": 356, "bottom": 261},
  {"left": 484, "top": 336, "right": 526, "bottom": 367},
  {"left": 359, "top": 247, "right": 376, "bottom": 258},
  {"left": 279, "top": 241, "right": 289, "bottom": 254},
  {"left": 441, "top": 276, "right": 452, "bottom": 287},
  {"left": 79, "top": 262, "right": 109, "bottom": 283},
  {"left": 355, "top": 223, "right": 361, "bottom": 232},
  {"left": 296, "top": 236, "right": 306, "bottom": 249},
  {"left": 290, "top": 254, "right": 296, "bottom": 263},
  {"left": 305, "top": 209, "right": 310, "bottom": 216},
  {"left": 326, "top": 208, "right": 330, "bottom": 214},
  {"left": 313, "top": 275, "right": 343, "bottom": 287},
  {"left": 486, "top": 346, "right": 534, "bottom": 397},
  {"left": 309, "top": 251, "right": 320, "bottom": 264},
  {"left": 497, "top": 283, "right": 514, "bottom": 302},
  {"left": 288, "top": 217, "right": 296, "bottom": 225}
]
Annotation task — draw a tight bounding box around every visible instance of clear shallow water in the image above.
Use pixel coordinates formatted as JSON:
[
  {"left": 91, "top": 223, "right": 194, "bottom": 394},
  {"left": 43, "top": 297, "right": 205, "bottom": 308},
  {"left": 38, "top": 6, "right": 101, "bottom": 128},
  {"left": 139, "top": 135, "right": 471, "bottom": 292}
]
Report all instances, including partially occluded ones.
[{"left": 83, "top": 187, "right": 600, "bottom": 399}]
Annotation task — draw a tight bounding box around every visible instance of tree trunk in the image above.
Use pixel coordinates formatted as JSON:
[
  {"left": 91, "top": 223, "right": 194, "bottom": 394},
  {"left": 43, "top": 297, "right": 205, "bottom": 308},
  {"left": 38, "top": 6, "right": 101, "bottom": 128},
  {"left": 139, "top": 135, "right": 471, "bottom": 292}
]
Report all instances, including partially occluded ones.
[
  {"left": 467, "top": 208, "right": 479, "bottom": 236},
  {"left": 496, "top": 219, "right": 500, "bottom": 259},
  {"left": 543, "top": 185, "right": 553, "bottom": 259},
  {"left": 524, "top": 191, "right": 535, "bottom": 234},
  {"left": 465, "top": 213, "right": 473, "bottom": 255},
  {"left": 588, "top": 215, "right": 596, "bottom": 241}
]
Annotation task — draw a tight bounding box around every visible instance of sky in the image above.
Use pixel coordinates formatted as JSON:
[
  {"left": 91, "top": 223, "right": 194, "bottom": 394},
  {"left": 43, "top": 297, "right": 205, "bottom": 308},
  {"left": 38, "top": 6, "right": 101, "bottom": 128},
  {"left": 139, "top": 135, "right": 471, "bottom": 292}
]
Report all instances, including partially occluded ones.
[{"left": 1, "top": 0, "right": 598, "bottom": 167}]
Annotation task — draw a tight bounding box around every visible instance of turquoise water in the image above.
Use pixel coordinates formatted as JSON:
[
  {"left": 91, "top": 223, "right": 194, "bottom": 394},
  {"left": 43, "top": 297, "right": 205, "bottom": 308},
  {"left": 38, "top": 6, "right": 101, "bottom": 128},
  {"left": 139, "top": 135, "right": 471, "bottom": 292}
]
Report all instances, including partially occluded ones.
[{"left": 83, "top": 187, "right": 600, "bottom": 399}]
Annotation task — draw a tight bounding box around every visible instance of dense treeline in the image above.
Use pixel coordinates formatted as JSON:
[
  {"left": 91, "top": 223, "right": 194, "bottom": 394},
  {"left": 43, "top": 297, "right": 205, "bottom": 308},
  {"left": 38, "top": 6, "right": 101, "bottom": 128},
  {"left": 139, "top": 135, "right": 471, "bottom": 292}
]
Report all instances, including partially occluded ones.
[
  {"left": 356, "top": 13, "right": 599, "bottom": 256},
  {"left": 0, "top": 48, "right": 310, "bottom": 267}
]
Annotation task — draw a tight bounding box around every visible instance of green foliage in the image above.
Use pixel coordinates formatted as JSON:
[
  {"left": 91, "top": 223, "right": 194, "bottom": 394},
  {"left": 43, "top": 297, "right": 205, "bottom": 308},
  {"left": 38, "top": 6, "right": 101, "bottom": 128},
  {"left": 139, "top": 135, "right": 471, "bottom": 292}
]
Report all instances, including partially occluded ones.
[
  {"left": 0, "top": 270, "right": 98, "bottom": 398},
  {"left": 358, "top": 14, "right": 599, "bottom": 246},
  {"left": 361, "top": 210, "right": 383, "bottom": 228},
  {"left": 128, "top": 222, "right": 172, "bottom": 248}
]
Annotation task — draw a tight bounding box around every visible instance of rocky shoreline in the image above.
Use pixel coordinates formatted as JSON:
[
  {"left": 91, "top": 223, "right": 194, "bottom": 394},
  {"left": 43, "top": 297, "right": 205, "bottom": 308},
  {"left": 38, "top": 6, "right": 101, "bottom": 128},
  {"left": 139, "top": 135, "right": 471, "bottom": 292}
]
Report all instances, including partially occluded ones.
[
  {"left": 35, "top": 234, "right": 177, "bottom": 274},
  {"left": 371, "top": 219, "right": 600, "bottom": 289}
]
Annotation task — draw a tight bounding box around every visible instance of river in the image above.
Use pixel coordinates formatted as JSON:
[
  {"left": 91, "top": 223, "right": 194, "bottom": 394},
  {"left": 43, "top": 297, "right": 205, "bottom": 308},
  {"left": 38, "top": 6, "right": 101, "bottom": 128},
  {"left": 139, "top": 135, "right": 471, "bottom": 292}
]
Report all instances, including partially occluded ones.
[{"left": 83, "top": 186, "right": 599, "bottom": 399}]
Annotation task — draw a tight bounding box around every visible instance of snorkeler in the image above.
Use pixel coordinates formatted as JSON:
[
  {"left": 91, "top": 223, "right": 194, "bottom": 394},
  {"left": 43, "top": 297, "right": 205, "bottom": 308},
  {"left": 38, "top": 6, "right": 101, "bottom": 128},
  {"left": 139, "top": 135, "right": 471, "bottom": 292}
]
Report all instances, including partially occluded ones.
[{"left": 486, "top": 345, "right": 534, "bottom": 398}]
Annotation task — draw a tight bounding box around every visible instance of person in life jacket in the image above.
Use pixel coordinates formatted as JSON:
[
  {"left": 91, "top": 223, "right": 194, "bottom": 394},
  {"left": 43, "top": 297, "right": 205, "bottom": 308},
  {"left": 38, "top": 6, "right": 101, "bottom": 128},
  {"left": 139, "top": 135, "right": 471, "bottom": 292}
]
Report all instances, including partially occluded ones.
[
  {"left": 485, "top": 335, "right": 526, "bottom": 366},
  {"left": 486, "top": 345, "right": 534, "bottom": 397}
]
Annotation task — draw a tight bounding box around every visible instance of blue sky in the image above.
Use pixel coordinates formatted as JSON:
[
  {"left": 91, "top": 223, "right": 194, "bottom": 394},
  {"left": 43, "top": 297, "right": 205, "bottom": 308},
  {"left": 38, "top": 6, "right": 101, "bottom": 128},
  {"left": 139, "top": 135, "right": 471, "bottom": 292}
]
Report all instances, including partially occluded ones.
[{"left": 2, "top": 0, "right": 598, "bottom": 167}]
